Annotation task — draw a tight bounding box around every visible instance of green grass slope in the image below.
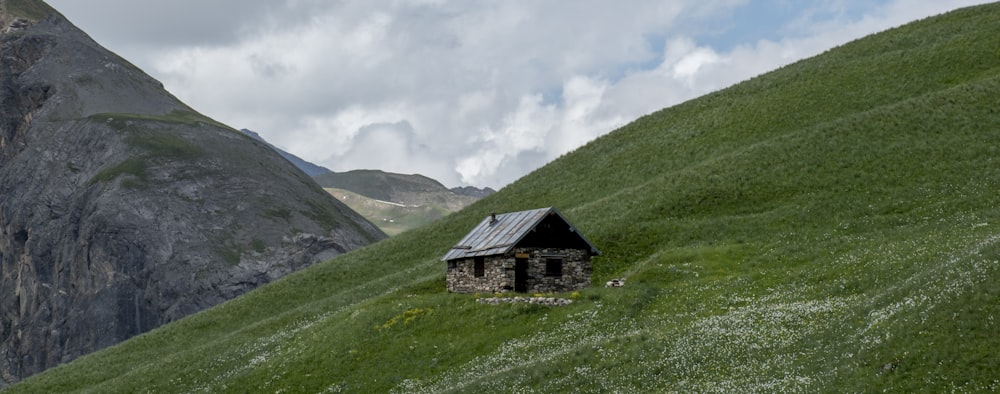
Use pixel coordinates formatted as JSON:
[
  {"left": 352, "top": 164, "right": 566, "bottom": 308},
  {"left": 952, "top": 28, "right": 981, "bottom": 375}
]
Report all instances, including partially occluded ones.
[
  {"left": 2, "top": 0, "right": 56, "bottom": 21},
  {"left": 10, "top": 3, "right": 1000, "bottom": 392}
]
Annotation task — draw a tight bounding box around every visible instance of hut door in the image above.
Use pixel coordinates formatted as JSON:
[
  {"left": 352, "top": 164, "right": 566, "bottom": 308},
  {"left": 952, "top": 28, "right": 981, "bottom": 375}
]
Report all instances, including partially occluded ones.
[{"left": 514, "top": 258, "right": 528, "bottom": 293}]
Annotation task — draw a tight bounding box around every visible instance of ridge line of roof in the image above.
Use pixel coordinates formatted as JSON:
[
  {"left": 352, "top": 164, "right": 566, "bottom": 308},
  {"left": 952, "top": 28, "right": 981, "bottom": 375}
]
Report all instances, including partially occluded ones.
[{"left": 441, "top": 206, "right": 599, "bottom": 261}]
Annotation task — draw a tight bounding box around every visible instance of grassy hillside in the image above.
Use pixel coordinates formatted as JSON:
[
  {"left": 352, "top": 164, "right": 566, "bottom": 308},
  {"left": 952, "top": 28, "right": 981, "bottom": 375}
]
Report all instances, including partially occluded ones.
[
  {"left": 2, "top": 0, "right": 56, "bottom": 21},
  {"left": 10, "top": 3, "right": 1000, "bottom": 392}
]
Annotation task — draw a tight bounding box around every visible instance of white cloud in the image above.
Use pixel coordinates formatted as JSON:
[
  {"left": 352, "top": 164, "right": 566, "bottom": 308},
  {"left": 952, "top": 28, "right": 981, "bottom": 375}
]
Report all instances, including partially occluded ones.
[
  {"left": 47, "top": 0, "right": 994, "bottom": 188},
  {"left": 290, "top": 104, "right": 411, "bottom": 159},
  {"left": 550, "top": 75, "right": 616, "bottom": 156},
  {"left": 669, "top": 39, "right": 725, "bottom": 82},
  {"left": 457, "top": 93, "right": 555, "bottom": 185}
]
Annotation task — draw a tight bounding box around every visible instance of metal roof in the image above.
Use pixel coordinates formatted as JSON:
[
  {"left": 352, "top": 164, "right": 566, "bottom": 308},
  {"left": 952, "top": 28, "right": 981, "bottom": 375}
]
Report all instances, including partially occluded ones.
[{"left": 441, "top": 207, "right": 599, "bottom": 261}]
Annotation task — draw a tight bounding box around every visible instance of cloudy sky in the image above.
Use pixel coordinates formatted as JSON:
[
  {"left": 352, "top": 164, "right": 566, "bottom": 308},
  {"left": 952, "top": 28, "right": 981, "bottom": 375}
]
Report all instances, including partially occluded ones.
[{"left": 47, "top": 0, "right": 991, "bottom": 189}]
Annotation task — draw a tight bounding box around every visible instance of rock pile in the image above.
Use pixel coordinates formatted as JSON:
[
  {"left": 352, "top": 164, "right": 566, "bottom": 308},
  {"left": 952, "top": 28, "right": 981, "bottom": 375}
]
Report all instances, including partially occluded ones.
[
  {"left": 5, "top": 18, "right": 31, "bottom": 33},
  {"left": 605, "top": 278, "right": 626, "bottom": 287}
]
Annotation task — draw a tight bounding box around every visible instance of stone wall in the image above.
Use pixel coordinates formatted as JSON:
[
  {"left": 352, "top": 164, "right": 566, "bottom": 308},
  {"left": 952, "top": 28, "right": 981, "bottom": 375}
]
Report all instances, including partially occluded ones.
[
  {"left": 513, "top": 247, "right": 591, "bottom": 293},
  {"left": 446, "top": 255, "right": 510, "bottom": 293},
  {"left": 446, "top": 247, "right": 591, "bottom": 293}
]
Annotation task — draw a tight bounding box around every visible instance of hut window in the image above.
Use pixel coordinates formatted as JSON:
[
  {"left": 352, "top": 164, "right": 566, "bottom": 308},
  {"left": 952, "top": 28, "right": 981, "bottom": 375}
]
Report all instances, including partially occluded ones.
[
  {"left": 474, "top": 257, "right": 485, "bottom": 277},
  {"left": 545, "top": 258, "right": 563, "bottom": 277}
]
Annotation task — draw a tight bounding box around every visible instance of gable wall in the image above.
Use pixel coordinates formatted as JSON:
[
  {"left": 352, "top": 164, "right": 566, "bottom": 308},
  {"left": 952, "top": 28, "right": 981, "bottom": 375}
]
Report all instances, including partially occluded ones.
[{"left": 514, "top": 247, "right": 591, "bottom": 293}]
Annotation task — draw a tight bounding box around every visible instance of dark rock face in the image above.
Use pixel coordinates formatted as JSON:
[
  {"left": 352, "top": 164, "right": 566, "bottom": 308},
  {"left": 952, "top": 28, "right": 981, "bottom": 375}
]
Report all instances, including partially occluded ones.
[{"left": 0, "top": 10, "right": 385, "bottom": 384}]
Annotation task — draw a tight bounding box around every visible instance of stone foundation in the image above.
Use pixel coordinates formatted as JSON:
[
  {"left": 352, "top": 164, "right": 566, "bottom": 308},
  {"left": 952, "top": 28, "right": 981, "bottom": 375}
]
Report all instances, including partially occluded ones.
[{"left": 476, "top": 297, "right": 573, "bottom": 306}]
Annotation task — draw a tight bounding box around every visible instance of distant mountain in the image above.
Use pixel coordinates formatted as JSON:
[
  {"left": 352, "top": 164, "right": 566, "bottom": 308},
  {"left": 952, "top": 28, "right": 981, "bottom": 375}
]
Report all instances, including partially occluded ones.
[
  {"left": 324, "top": 188, "right": 457, "bottom": 236},
  {"left": 314, "top": 170, "right": 452, "bottom": 205},
  {"left": 314, "top": 169, "right": 481, "bottom": 234},
  {"left": 450, "top": 185, "right": 496, "bottom": 198},
  {"left": 0, "top": 2, "right": 384, "bottom": 384},
  {"left": 239, "top": 129, "right": 332, "bottom": 177},
  {"left": 237, "top": 131, "right": 490, "bottom": 235}
]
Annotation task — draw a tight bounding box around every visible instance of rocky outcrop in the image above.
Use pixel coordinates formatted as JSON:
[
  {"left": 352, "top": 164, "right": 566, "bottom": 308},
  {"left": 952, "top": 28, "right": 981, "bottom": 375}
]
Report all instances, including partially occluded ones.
[{"left": 0, "top": 5, "right": 385, "bottom": 384}]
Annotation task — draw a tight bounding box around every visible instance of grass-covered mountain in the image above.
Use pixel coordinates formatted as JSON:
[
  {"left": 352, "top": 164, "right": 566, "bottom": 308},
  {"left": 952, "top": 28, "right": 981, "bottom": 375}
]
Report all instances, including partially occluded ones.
[
  {"left": 314, "top": 169, "right": 471, "bottom": 207},
  {"left": 316, "top": 170, "right": 482, "bottom": 235},
  {"left": 0, "top": 0, "right": 384, "bottom": 385},
  {"left": 323, "top": 187, "right": 457, "bottom": 236},
  {"left": 10, "top": 2, "right": 1000, "bottom": 392}
]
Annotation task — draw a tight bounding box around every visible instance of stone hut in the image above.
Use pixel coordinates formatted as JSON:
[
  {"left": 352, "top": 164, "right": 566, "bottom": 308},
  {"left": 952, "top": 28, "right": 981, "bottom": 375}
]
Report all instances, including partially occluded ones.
[{"left": 442, "top": 207, "right": 600, "bottom": 294}]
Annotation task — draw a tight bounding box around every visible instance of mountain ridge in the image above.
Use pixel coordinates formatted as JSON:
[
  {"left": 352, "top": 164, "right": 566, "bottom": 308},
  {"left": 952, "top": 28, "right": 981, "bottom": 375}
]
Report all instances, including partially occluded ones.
[
  {"left": 315, "top": 169, "right": 455, "bottom": 205},
  {"left": 449, "top": 185, "right": 497, "bottom": 198},
  {"left": 240, "top": 128, "right": 497, "bottom": 197},
  {"left": 239, "top": 129, "right": 332, "bottom": 177},
  {"left": 238, "top": 129, "right": 491, "bottom": 234},
  {"left": 315, "top": 170, "right": 482, "bottom": 235}
]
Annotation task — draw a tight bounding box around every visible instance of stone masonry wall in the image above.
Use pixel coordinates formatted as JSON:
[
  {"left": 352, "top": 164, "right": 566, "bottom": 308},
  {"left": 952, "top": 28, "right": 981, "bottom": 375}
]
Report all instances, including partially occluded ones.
[
  {"left": 446, "top": 248, "right": 591, "bottom": 294},
  {"left": 513, "top": 247, "right": 591, "bottom": 293},
  {"left": 446, "top": 255, "right": 509, "bottom": 293}
]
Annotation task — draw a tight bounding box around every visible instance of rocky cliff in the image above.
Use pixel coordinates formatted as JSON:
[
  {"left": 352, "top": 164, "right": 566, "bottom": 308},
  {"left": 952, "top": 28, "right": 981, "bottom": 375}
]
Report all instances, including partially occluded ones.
[{"left": 0, "top": 1, "right": 386, "bottom": 384}]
